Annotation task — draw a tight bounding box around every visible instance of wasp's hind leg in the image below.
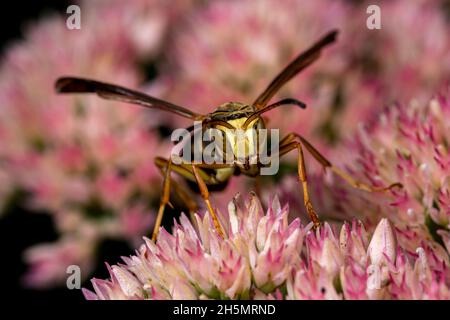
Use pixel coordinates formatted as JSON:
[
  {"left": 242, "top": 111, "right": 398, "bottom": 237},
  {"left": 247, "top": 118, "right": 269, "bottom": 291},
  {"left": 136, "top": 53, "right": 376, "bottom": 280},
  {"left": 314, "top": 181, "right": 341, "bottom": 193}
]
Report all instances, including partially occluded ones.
[
  {"left": 283, "top": 133, "right": 403, "bottom": 192},
  {"left": 278, "top": 140, "right": 321, "bottom": 229}
]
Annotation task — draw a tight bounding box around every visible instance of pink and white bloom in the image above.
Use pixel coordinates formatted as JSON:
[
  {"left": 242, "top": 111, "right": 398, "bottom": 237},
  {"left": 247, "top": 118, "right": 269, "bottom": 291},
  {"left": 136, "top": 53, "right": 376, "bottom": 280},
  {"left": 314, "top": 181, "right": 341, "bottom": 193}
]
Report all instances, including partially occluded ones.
[
  {"left": 84, "top": 194, "right": 449, "bottom": 300},
  {"left": 164, "top": 0, "right": 450, "bottom": 147},
  {"left": 0, "top": 0, "right": 200, "bottom": 287}
]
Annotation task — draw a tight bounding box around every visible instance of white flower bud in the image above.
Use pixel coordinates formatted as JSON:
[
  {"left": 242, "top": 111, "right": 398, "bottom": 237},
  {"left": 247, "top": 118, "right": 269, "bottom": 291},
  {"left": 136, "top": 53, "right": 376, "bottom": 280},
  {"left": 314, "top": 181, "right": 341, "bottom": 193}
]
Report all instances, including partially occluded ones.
[{"left": 367, "top": 219, "right": 397, "bottom": 266}]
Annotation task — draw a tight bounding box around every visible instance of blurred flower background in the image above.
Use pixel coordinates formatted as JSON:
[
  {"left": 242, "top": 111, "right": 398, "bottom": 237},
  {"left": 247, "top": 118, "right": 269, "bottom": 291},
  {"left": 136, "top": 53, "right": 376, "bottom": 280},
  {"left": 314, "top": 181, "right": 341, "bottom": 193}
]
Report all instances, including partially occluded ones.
[{"left": 0, "top": 0, "right": 449, "bottom": 300}]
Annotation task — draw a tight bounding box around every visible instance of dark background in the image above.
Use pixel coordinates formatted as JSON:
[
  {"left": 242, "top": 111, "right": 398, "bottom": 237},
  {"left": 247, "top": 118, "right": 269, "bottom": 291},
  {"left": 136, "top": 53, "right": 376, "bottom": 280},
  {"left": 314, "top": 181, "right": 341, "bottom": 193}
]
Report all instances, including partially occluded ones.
[
  {"left": 0, "top": 1, "right": 134, "bottom": 302},
  {"left": 0, "top": 1, "right": 70, "bottom": 51}
]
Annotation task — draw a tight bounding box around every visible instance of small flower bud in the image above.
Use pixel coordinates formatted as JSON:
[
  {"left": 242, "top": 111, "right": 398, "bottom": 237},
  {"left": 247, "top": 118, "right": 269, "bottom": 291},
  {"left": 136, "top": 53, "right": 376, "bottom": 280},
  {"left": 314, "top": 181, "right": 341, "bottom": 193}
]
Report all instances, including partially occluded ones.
[{"left": 368, "top": 219, "right": 397, "bottom": 266}]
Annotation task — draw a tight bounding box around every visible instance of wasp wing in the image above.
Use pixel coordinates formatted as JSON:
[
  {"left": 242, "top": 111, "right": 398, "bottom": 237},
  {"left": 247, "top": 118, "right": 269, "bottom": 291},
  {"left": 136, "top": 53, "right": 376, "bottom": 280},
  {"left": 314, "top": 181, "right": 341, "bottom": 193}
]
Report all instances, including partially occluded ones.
[
  {"left": 55, "top": 77, "right": 203, "bottom": 120},
  {"left": 253, "top": 30, "right": 338, "bottom": 109}
]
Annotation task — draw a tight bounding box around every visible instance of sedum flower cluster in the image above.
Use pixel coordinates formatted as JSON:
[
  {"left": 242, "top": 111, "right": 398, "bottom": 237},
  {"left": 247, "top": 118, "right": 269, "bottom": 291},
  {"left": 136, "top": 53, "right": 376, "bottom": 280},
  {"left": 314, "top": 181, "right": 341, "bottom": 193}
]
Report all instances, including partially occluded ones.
[
  {"left": 83, "top": 194, "right": 449, "bottom": 300},
  {"left": 0, "top": 0, "right": 198, "bottom": 287},
  {"left": 163, "top": 0, "right": 450, "bottom": 146},
  {"left": 343, "top": 91, "right": 450, "bottom": 257},
  {"left": 0, "top": 0, "right": 449, "bottom": 295}
]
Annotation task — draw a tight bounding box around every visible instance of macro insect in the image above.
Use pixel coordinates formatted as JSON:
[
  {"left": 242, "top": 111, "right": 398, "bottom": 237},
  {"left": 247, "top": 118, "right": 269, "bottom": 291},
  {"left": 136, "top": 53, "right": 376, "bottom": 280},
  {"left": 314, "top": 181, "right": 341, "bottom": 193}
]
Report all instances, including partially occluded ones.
[{"left": 55, "top": 29, "right": 401, "bottom": 241}]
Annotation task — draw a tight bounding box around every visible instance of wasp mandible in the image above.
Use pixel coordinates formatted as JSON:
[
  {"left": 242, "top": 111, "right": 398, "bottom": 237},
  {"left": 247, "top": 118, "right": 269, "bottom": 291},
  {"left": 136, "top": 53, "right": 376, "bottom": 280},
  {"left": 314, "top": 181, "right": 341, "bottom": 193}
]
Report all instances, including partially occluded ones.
[{"left": 55, "top": 30, "right": 401, "bottom": 241}]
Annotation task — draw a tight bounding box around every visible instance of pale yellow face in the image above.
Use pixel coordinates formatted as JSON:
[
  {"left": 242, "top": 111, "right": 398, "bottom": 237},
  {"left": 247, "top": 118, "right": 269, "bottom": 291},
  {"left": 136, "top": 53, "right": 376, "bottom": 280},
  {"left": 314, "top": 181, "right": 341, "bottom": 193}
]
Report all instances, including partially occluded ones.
[{"left": 216, "top": 117, "right": 263, "bottom": 164}]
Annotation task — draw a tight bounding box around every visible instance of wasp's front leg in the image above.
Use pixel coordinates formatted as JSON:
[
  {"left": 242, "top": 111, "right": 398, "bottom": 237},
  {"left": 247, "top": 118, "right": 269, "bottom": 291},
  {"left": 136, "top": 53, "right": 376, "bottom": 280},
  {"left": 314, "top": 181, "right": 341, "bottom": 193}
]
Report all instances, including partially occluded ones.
[
  {"left": 278, "top": 140, "right": 322, "bottom": 229},
  {"left": 191, "top": 164, "right": 225, "bottom": 238},
  {"left": 153, "top": 157, "right": 227, "bottom": 241}
]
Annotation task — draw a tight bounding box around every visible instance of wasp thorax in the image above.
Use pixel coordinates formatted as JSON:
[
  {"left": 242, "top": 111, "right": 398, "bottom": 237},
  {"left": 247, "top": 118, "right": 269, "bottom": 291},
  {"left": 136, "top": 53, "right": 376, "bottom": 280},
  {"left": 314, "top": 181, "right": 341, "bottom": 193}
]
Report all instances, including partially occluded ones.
[{"left": 212, "top": 102, "right": 255, "bottom": 120}]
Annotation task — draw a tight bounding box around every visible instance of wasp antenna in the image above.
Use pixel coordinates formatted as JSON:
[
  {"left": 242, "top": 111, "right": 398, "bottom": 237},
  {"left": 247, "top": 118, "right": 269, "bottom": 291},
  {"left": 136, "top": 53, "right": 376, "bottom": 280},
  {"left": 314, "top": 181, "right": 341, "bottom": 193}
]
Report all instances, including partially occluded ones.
[
  {"left": 274, "top": 98, "right": 307, "bottom": 109},
  {"left": 243, "top": 98, "right": 307, "bottom": 128}
]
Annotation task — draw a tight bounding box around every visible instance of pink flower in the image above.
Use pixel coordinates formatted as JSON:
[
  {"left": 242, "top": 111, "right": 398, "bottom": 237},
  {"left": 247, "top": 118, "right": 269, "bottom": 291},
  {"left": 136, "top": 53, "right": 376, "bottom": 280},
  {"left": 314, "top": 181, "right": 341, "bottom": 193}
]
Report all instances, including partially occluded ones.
[
  {"left": 278, "top": 91, "right": 450, "bottom": 269},
  {"left": 340, "top": 91, "right": 450, "bottom": 254},
  {"left": 0, "top": 0, "right": 197, "bottom": 287},
  {"left": 1, "top": 0, "right": 449, "bottom": 294},
  {"left": 84, "top": 194, "right": 449, "bottom": 300},
  {"left": 163, "top": 0, "right": 450, "bottom": 147},
  {"left": 23, "top": 236, "right": 95, "bottom": 288}
]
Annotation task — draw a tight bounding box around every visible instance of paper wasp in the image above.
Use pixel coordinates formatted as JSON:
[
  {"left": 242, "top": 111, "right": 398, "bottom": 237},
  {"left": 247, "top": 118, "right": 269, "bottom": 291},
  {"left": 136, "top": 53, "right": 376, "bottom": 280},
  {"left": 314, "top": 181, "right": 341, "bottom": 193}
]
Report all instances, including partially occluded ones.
[{"left": 55, "top": 30, "right": 401, "bottom": 241}]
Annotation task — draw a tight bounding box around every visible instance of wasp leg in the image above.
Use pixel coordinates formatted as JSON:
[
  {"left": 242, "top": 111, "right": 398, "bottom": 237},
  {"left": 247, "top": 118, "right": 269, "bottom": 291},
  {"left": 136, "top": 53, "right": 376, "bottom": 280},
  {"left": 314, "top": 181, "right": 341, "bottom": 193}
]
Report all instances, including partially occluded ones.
[
  {"left": 153, "top": 157, "right": 226, "bottom": 240},
  {"left": 278, "top": 141, "right": 321, "bottom": 229},
  {"left": 154, "top": 158, "right": 199, "bottom": 225},
  {"left": 152, "top": 158, "right": 173, "bottom": 242},
  {"left": 282, "top": 133, "right": 402, "bottom": 192},
  {"left": 191, "top": 164, "right": 225, "bottom": 238},
  {"left": 155, "top": 156, "right": 213, "bottom": 181}
]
